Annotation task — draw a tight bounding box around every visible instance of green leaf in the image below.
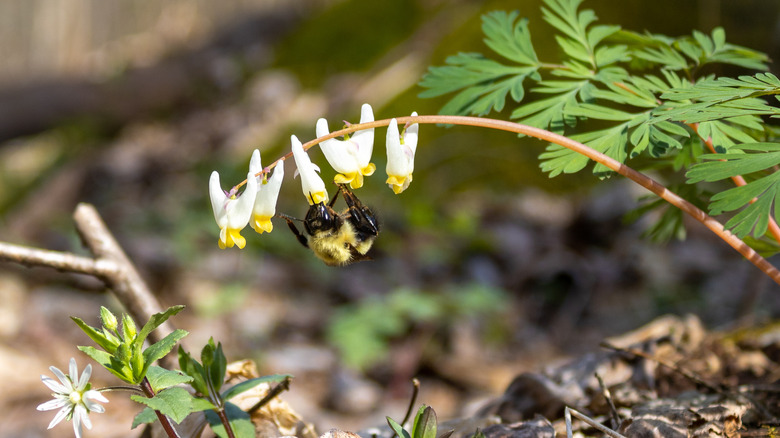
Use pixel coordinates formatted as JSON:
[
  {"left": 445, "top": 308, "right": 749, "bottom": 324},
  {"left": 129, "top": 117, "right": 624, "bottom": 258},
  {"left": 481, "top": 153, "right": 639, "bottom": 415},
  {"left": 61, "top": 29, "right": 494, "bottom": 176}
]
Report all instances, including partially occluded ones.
[
  {"left": 207, "top": 341, "right": 227, "bottom": 395},
  {"left": 412, "top": 406, "right": 437, "bottom": 438},
  {"left": 542, "top": 0, "right": 596, "bottom": 67},
  {"left": 145, "top": 366, "right": 193, "bottom": 392},
  {"left": 205, "top": 403, "right": 256, "bottom": 438},
  {"left": 387, "top": 416, "right": 412, "bottom": 438},
  {"left": 482, "top": 11, "right": 538, "bottom": 65},
  {"left": 720, "top": 189, "right": 777, "bottom": 237},
  {"left": 71, "top": 317, "right": 120, "bottom": 354},
  {"left": 192, "top": 397, "right": 217, "bottom": 412},
  {"left": 77, "top": 345, "right": 133, "bottom": 382},
  {"left": 594, "top": 44, "right": 629, "bottom": 67},
  {"left": 131, "top": 387, "right": 195, "bottom": 425},
  {"left": 131, "top": 407, "right": 158, "bottom": 429},
  {"left": 540, "top": 124, "right": 628, "bottom": 177},
  {"left": 221, "top": 374, "right": 293, "bottom": 401},
  {"left": 697, "top": 119, "right": 758, "bottom": 150},
  {"left": 742, "top": 234, "right": 780, "bottom": 257},
  {"left": 587, "top": 24, "right": 620, "bottom": 47},
  {"left": 511, "top": 81, "right": 585, "bottom": 132},
  {"left": 686, "top": 143, "right": 780, "bottom": 237},
  {"left": 139, "top": 329, "right": 189, "bottom": 382},
  {"left": 565, "top": 103, "right": 637, "bottom": 121},
  {"left": 135, "top": 305, "right": 185, "bottom": 351},
  {"left": 635, "top": 45, "right": 689, "bottom": 70},
  {"left": 179, "top": 346, "right": 209, "bottom": 396},
  {"left": 686, "top": 143, "right": 780, "bottom": 183},
  {"left": 419, "top": 53, "right": 538, "bottom": 116}
]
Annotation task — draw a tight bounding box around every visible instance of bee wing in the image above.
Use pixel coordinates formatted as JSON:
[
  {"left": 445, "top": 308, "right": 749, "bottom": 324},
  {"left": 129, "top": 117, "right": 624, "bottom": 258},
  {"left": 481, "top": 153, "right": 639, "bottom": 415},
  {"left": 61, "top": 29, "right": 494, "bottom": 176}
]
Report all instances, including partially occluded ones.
[{"left": 339, "top": 186, "right": 379, "bottom": 237}]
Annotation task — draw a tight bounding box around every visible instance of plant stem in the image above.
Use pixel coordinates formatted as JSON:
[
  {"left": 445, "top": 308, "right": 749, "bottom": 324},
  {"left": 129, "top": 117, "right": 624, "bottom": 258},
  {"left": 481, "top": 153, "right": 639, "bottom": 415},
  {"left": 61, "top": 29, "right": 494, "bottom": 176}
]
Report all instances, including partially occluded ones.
[
  {"left": 401, "top": 378, "right": 421, "bottom": 427},
  {"left": 140, "top": 378, "right": 181, "bottom": 438},
  {"left": 688, "top": 122, "right": 780, "bottom": 244},
  {"left": 216, "top": 408, "right": 236, "bottom": 438},
  {"left": 243, "top": 115, "right": 780, "bottom": 286}
]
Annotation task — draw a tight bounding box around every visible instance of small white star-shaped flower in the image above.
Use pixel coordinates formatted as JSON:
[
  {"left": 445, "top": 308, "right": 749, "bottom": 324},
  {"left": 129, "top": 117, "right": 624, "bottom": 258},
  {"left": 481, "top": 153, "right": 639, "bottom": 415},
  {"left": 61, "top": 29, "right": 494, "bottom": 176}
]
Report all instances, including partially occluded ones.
[{"left": 37, "top": 358, "right": 108, "bottom": 438}]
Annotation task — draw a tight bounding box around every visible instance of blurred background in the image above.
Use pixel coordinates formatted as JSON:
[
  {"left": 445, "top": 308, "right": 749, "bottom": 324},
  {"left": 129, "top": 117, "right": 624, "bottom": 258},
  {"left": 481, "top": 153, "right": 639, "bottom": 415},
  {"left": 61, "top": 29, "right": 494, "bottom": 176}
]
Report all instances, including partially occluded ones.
[{"left": 1, "top": 0, "right": 779, "bottom": 436}]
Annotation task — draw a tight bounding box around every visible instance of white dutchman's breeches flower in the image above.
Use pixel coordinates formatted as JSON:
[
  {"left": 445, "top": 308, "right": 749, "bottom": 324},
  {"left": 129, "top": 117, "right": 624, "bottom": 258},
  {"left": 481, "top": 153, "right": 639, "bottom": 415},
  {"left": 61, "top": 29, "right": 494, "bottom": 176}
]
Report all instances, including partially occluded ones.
[
  {"left": 317, "top": 103, "right": 376, "bottom": 189},
  {"left": 385, "top": 112, "right": 419, "bottom": 194},
  {"left": 249, "top": 149, "right": 284, "bottom": 234},
  {"left": 291, "top": 135, "right": 328, "bottom": 205},
  {"left": 209, "top": 167, "right": 258, "bottom": 249}
]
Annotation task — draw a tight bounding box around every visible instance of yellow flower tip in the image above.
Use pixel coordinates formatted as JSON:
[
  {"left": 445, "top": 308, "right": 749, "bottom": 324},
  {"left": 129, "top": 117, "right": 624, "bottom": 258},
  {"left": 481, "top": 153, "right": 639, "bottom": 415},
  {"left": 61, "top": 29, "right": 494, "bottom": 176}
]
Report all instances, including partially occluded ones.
[
  {"left": 230, "top": 229, "right": 247, "bottom": 249},
  {"left": 349, "top": 175, "right": 364, "bottom": 190},
  {"left": 252, "top": 216, "right": 274, "bottom": 234},
  {"left": 361, "top": 163, "right": 376, "bottom": 176},
  {"left": 219, "top": 228, "right": 246, "bottom": 249},
  {"left": 308, "top": 191, "right": 328, "bottom": 205},
  {"left": 387, "top": 174, "right": 412, "bottom": 194},
  {"left": 334, "top": 172, "right": 357, "bottom": 186},
  {"left": 386, "top": 175, "right": 406, "bottom": 185}
]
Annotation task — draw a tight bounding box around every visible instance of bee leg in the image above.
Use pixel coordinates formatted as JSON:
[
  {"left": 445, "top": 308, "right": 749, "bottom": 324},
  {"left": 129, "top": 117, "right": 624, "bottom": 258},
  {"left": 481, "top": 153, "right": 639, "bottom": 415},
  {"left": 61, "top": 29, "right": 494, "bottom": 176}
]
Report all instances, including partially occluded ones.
[
  {"left": 327, "top": 185, "right": 342, "bottom": 208},
  {"left": 278, "top": 214, "right": 309, "bottom": 248},
  {"left": 339, "top": 185, "right": 379, "bottom": 237}
]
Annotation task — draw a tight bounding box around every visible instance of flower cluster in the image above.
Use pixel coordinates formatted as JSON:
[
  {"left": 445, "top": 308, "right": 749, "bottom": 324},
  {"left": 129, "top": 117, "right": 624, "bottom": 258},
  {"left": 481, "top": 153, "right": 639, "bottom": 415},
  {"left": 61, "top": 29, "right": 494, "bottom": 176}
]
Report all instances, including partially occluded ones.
[
  {"left": 37, "top": 358, "right": 108, "bottom": 438},
  {"left": 208, "top": 103, "right": 419, "bottom": 249}
]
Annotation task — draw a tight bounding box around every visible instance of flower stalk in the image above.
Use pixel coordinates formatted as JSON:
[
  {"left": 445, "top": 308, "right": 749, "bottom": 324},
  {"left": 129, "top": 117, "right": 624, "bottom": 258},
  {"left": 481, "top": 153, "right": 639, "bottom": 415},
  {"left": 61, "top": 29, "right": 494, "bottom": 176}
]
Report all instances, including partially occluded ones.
[
  {"left": 232, "top": 114, "right": 780, "bottom": 286},
  {"left": 140, "top": 378, "right": 181, "bottom": 438}
]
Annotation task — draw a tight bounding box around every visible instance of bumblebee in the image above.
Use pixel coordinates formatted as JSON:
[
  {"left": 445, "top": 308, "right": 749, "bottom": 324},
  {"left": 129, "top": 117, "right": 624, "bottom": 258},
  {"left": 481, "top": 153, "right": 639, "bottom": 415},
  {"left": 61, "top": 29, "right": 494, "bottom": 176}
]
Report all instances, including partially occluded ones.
[{"left": 281, "top": 185, "right": 379, "bottom": 266}]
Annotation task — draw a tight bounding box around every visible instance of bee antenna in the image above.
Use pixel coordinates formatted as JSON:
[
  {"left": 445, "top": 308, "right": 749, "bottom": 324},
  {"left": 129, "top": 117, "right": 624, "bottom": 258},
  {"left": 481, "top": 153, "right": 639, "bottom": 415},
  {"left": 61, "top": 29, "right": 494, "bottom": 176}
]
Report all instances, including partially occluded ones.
[{"left": 276, "top": 213, "right": 303, "bottom": 223}]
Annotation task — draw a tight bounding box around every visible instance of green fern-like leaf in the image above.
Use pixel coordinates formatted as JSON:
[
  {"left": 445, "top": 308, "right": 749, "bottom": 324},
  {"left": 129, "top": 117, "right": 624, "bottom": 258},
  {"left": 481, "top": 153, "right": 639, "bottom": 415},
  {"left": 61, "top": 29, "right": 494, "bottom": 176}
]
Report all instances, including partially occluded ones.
[
  {"left": 686, "top": 143, "right": 780, "bottom": 237},
  {"left": 418, "top": 11, "right": 540, "bottom": 116}
]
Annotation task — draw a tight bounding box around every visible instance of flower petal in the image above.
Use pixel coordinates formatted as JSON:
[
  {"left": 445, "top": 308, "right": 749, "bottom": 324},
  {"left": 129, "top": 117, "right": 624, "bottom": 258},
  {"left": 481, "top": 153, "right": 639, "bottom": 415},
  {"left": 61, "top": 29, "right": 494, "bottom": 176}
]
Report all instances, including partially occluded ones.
[
  {"left": 404, "top": 111, "right": 419, "bottom": 156},
  {"left": 209, "top": 171, "right": 228, "bottom": 227},
  {"left": 37, "top": 397, "right": 68, "bottom": 412},
  {"left": 317, "top": 118, "right": 360, "bottom": 174},
  {"left": 47, "top": 405, "right": 72, "bottom": 430},
  {"left": 291, "top": 135, "right": 328, "bottom": 205},
  {"left": 75, "top": 404, "right": 92, "bottom": 430},
  {"left": 68, "top": 358, "right": 78, "bottom": 384},
  {"left": 41, "top": 375, "right": 69, "bottom": 394},
  {"left": 252, "top": 160, "right": 284, "bottom": 229},
  {"left": 225, "top": 171, "right": 257, "bottom": 229},
  {"left": 83, "top": 390, "right": 108, "bottom": 410},
  {"left": 386, "top": 118, "right": 408, "bottom": 177},
  {"left": 353, "top": 103, "right": 375, "bottom": 167},
  {"left": 72, "top": 404, "right": 86, "bottom": 438},
  {"left": 249, "top": 149, "right": 262, "bottom": 176},
  {"left": 76, "top": 364, "right": 91, "bottom": 392}
]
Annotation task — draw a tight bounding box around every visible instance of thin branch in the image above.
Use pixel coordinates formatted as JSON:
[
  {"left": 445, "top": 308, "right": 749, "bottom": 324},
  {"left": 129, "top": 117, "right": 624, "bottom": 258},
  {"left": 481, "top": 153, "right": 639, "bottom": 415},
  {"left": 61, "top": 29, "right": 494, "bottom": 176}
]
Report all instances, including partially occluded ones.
[
  {"left": 401, "top": 378, "right": 421, "bottom": 426},
  {"left": 601, "top": 341, "right": 722, "bottom": 392},
  {"left": 595, "top": 372, "right": 621, "bottom": 430},
  {"left": 247, "top": 375, "right": 292, "bottom": 414},
  {"left": 565, "top": 407, "right": 626, "bottom": 438},
  {"left": 0, "top": 241, "right": 118, "bottom": 277},
  {"left": 72, "top": 203, "right": 174, "bottom": 346},
  {"left": 0, "top": 203, "right": 177, "bottom": 368}
]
